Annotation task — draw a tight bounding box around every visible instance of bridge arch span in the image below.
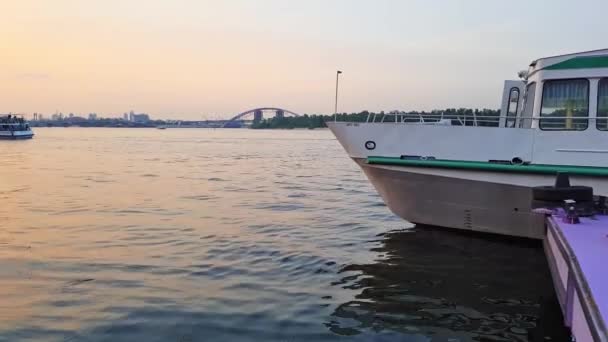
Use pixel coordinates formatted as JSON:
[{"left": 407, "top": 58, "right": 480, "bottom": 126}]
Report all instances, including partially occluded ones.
[{"left": 227, "top": 107, "right": 300, "bottom": 122}]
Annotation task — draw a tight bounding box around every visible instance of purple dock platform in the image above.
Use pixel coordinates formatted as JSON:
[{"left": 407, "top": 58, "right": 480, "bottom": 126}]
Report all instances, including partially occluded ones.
[{"left": 544, "top": 215, "right": 608, "bottom": 341}]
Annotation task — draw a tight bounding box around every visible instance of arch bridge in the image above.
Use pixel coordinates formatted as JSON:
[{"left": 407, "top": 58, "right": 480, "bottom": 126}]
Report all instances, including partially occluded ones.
[{"left": 224, "top": 107, "right": 300, "bottom": 127}]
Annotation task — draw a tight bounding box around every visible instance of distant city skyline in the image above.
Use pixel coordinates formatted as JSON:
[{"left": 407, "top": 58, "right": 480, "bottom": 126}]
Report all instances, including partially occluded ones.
[
  {"left": 3, "top": 0, "right": 608, "bottom": 120},
  {"left": 29, "top": 110, "right": 151, "bottom": 122}
]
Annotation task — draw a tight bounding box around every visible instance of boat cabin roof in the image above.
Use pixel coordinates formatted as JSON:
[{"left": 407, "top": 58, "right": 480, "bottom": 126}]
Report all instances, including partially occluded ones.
[{"left": 528, "top": 48, "right": 608, "bottom": 80}]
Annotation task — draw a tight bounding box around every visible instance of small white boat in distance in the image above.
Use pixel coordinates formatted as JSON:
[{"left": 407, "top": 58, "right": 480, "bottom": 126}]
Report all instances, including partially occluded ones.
[
  {"left": 328, "top": 49, "right": 608, "bottom": 239},
  {"left": 0, "top": 114, "right": 34, "bottom": 139}
]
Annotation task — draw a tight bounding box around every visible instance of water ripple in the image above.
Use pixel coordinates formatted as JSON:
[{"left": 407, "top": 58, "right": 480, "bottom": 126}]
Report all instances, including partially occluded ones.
[{"left": 0, "top": 128, "right": 568, "bottom": 342}]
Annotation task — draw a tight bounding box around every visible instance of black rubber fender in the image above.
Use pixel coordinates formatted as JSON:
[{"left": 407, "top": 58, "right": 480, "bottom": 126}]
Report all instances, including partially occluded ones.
[{"left": 532, "top": 185, "right": 593, "bottom": 202}]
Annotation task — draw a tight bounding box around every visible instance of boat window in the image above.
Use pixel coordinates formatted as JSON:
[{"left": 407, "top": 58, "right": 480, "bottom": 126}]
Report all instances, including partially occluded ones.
[
  {"left": 540, "top": 79, "right": 589, "bottom": 131},
  {"left": 520, "top": 82, "right": 536, "bottom": 128},
  {"left": 597, "top": 78, "right": 608, "bottom": 130},
  {"left": 505, "top": 88, "right": 519, "bottom": 127}
]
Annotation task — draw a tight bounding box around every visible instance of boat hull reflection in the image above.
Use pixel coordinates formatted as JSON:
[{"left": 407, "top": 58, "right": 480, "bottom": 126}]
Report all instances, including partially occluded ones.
[{"left": 329, "top": 226, "right": 570, "bottom": 341}]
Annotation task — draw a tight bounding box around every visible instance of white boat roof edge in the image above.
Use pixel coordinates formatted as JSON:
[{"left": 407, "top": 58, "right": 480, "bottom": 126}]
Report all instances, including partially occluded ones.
[{"left": 529, "top": 48, "right": 608, "bottom": 77}]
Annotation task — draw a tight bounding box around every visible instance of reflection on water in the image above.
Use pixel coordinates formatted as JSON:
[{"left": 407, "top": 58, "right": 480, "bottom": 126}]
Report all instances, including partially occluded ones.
[
  {"left": 0, "top": 128, "right": 568, "bottom": 341},
  {"left": 329, "top": 226, "right": 569, "bottom": 341}
]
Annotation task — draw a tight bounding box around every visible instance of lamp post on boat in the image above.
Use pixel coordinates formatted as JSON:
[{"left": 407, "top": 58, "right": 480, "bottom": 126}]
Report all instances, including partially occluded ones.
[{"left": 334, "top": 70, "right": 342, "bottom": 121}]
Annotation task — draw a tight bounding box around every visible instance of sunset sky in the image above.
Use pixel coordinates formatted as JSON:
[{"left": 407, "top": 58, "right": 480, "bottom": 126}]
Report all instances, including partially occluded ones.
[{"left": 3, "top": 0, "right": 608, "bottom": 119}]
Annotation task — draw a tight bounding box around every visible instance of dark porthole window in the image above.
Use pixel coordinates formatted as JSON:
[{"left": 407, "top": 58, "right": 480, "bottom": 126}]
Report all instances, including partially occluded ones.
[{"left": 540, "top": 79, "right": 589, "bottom": 131}]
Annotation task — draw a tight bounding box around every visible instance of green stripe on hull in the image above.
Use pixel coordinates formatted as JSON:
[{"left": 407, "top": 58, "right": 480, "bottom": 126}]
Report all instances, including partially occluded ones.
[
  {"left": 545, "top": 56, "right": 608, "bottom": 70},
  {"left": 366, "top": 156, "right": 608, "bottom": 177}
]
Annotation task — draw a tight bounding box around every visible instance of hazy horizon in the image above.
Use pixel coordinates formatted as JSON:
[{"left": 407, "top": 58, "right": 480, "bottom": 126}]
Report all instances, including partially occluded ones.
[{"left": 3, "top": 0, "right": 608, "bottom": 120}]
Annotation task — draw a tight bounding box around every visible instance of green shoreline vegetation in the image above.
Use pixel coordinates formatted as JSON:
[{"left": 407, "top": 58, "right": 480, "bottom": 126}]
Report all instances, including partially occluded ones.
[
  {"left": 250, "top": 108, "right": 501, "bottom": 129},
  {"left": 26, "top": 108, "right": 501, "bottom": 129}
]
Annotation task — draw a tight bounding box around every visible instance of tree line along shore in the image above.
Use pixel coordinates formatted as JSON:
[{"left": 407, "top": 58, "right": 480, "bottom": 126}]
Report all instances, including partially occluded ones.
[{"left": 251, "top": 109, "right": 501, "bottom": 129}]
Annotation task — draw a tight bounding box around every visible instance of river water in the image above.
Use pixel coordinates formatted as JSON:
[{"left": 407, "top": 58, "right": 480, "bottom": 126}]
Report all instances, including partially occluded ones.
[{"left": 0, "top": 128, "right": 568, "bottom": 342}]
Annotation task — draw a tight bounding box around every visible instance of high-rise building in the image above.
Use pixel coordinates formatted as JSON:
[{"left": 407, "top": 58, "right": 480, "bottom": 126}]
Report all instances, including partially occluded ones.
[
  {"left": 131, "top": 113, "right": 150, "bottom": 123},
  {"left": 253, "top": 110, "right": 263, "bottom": 122}
]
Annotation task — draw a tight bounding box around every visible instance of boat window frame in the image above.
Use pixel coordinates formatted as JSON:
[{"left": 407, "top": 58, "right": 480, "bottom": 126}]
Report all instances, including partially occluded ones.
[
  {"left": 597, "top": 78, "right": 608, "bottom": 131},
  {"left": 539, "top": 78, "right": 590, "bottom": 131},
  {"left": 505, "top": 87, "right": 520, "bottom": 128},
  {"left": 520, "top": 81, "right": 536, "bottom": 128}
]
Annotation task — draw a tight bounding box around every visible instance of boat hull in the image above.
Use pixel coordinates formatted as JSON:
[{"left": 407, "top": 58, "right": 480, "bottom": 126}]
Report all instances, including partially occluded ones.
[
  {"left": 354, "top": 158, "right": 547, "bottom": 239},
  {"left": 0, "top": 131, "right": 34, "bottom": 140}
]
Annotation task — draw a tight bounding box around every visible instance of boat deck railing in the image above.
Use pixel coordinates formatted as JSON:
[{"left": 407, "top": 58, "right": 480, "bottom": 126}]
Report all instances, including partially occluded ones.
[
  {"left": 0, "top": 120, "right": 31, "bottom": 131},
  {"left": 333, "top": 112, "right": 608, "bottom": 130}
]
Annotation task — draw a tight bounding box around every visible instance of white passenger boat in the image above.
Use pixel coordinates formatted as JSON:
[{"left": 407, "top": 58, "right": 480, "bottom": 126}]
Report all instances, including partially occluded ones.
[
  {"left": 328, "top": 49, "right": 608, "bottom": 239},
  {"left": 0, "top": 114, "right": 34, "bottom": 139}
]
